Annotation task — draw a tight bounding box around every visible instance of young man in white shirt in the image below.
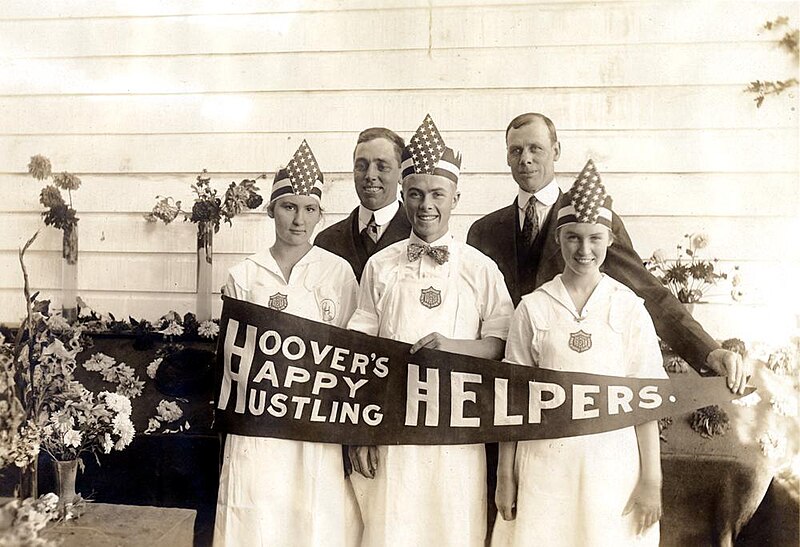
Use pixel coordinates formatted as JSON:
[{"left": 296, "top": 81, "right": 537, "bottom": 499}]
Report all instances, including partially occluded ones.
[{"left": 347, "top": 115, "right": 514, "bottom": 547}]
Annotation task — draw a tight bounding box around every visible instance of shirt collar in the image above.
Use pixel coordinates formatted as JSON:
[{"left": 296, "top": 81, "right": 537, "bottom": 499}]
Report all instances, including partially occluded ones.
[
  {"left": 408, "top": 231, "right": 452, "bottom": 248},
  {"left": 359, "top": 200, "right": 400, "bottom": 228},
  {"left": 542, "top": 274, "right": 610, "bottom": 317},
  {"left": 517, "top": 178, "right": 560, "bottom": 210},
  {"left": 247, "top": 247, "right": 320, "bottom": 277}
]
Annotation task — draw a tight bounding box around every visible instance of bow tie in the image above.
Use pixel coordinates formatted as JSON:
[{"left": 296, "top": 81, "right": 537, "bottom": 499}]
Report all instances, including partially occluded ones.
[{"left": 407, "top": 243, "right": 450, "bottom": 265}]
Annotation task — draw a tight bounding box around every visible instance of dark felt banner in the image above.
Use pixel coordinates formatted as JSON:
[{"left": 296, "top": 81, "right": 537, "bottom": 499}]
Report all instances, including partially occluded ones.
[{"left": 214, "top": 296, "right": 739, "bottom": 445}]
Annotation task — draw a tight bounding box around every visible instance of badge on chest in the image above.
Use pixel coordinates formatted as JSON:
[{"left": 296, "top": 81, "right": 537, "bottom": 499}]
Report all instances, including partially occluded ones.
[
  {"left": 419, "top": 286, "right": 442, "bottom": 309},
  {"left": 268, "top": 292, "right": 288, "bottom": 311},
  {"left": 568, "top": 330, "right": 592, "bottom": 353}
]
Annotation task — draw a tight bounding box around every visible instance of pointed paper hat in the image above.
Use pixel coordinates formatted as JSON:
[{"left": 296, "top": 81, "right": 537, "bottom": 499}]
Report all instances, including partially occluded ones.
[
  {"left": 400, "top": 114, "right": 461, "bottom": 183},
  {"left": 270, "top": 140, "right": 324, "bottom": 203},
  {"left": 556, "top": 159, "right": 613, "bottom": 229}
]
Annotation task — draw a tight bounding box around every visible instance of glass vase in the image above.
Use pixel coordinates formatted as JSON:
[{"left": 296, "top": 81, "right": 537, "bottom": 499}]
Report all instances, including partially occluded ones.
[
  {"left": 196, "top": 221, "right": 214, "bottom": 322},
  {"left": 17, "top": 459, "right": 38, "bottom": 499},
  {"left": 53, "top": 459, "right": 79, "bottom": 506},
  {"left": 62, "top": 224, "right": 78, "bottom": 322}
]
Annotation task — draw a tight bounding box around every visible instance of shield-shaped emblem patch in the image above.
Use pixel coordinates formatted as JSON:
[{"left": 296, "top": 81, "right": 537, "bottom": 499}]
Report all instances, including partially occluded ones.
[
  {"left": 568, "top": 330, "right": 592, "bottom": 353},
  {"left": 419, "top": 286, "right": 442, "bottom": 309},
  {"left": 268, "top": 292, "right": 288, "bottom": 311}
]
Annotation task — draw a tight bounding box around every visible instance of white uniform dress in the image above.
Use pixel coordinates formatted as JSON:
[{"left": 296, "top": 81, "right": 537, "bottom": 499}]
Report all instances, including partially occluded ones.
[
  {"left": 213, "top": 246, "right": 362, "bottom": 547},
  {"left": 491, "top": 274, "right": 667, "bottom": 547},
  {"left": 348, "top": 232, "right": 514, "bottom": 547}
]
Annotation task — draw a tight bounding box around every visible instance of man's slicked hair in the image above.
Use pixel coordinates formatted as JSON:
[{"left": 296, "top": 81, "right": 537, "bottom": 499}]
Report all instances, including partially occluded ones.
[
  {"left": 505, "top": 113, "right": 558, "bottom": 145},
  {"left": 354, "top": 127, "right": 405, "bottom": 164}
]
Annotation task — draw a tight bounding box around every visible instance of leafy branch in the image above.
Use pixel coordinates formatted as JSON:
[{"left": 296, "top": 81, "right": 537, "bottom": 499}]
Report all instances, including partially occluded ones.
[{"left": 746, "top": 17, "right": 799, "bottom": 108}]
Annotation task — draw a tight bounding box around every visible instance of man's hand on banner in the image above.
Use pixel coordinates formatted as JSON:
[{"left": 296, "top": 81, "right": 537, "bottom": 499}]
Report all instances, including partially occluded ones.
[
  {"left": 495, "top": 473, "right": 517, "bottom": 521},
  {"left": 409, "top": 332, "right": 505, "bottom": 360},
  {"left": 622, "top": 477, "right": 662, "bottom": 536},
  {"left": 706, "top": 348, "right": 749, "bottom": 395},
  {"left": 349, "top": 445, "right": 380, "bottom": 479}
]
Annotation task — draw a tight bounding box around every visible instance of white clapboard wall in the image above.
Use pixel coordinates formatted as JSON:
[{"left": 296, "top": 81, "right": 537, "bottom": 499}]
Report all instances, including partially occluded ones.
[{"left": 0, "top": 0, "right": 798, "bottom": 342}]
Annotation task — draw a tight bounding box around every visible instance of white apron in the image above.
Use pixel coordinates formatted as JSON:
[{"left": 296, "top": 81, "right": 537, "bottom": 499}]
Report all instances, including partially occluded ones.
[
  {"left": 352, "top": 250, "right": 487, "bottom": 547},
  {"left": 214, "top": 261, "right": 361, "bottom": 547},
  {"left": 492, "top": 277, "right": 659, "bottom": 547}
]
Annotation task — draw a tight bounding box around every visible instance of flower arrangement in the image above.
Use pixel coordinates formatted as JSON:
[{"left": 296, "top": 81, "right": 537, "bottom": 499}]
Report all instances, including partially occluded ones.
[
  {"left": 1, "top": 233, "right": 137, "bottom": 499},
  {"left": 29, "top": 155, "right": 83, "bottom": 321},
  {"left": 144, "top": 170, "right": 264, "bottom": 320},
  {"left": 29, "top": 155, "right": 81, "bottom": 239},
  {"left": 75, "top": 302, "right": 220, "bottom": 344},
  {"left": 645, "top": 232, "right": 740, "bottom": 304},
  {"left": 144, "top": 170, "right": 264, "bottom": 234},
  {"left": 40, "top": 388, "right": 134, "bottom": 463}
]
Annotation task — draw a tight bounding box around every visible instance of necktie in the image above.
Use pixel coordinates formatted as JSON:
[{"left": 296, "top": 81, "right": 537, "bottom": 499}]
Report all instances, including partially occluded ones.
[
  {"left": 361, "top": 215, "right": 379, "bottom": 253},
  {"left": 407, "top": 243, "right": 450, "bottom": 265},
  {"left": 521, "top": 196, "right": 539, "bottom": 247},
  {"left": 365, "top": 215, "right": 379, "bottom": 244}
]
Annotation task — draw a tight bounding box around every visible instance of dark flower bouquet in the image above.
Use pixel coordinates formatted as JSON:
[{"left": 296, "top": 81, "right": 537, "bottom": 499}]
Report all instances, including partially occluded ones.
[
  {"left": 144, "top": 169, "right": 264, "bottom": 233},
  {"left": 645, "top": 233, "right": 739, "bottom": 304},
  {"left": 29, "top": 155, "right": 81, "bottom": 261}
]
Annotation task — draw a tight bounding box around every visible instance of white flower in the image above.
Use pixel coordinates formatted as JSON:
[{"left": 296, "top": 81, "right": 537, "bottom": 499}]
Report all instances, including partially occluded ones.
[
  {"left": 758, "top": 430, "right": 787, "bottom": 459},
  {"left": 691, "top": 232, "right": 710, "bottom": 250},
  {"left": 156, "top": 400, "right": 183, "bottom": 423},
  {"left": 113, "top": 416, "right": 135, "bottom": 450},
  {"left": 144, "top": 418, "right": 161, "bottom": 435},
  {"left": 198, "top": 320, "right": 220, "bottom": 339},
  {"left": 146, "top": 357, "right": 162, "bottom": 379},
  {"left": 63, "top": 429, "right": 82, "bottom": 448},
  {"left": 102, "top": 391, "right": 132, "bottom": 416},
  {"left": 45, "top": 314, "right": 72, "bottom": 333},
  {"left": 651, "top": 248, "right": 668, "bottom": 264},
  {"left": 83, "top": 352, "right": 116, "bottom": 372},
  {"left": 101, "top": 433, "right": 113, "bottom": 454},
  {"left": 159, "top": 321, "right": 184, "bottom": 337},
  {"left": 731, "top": 272, "right": 743, "bottom": 287},
  {"left": 42, "top": 339, "right": 77, "bottom": 362},
  {"left": 50, "top": 410, "right": 74, "bottom": 433}
]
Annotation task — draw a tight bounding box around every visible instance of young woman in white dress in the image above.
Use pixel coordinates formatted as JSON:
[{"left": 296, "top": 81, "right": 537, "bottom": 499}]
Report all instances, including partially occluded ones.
[
  {"left": 492, "top": 160, "right": 667, "bottom": 547},
  {"left": 213, "top": 143, "right": 361, "bottom": 547}
]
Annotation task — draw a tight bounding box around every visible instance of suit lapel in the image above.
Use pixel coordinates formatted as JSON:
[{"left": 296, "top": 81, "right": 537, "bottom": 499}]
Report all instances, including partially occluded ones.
[
  {"left": 346, "top": 207, "right": 370, "bottom": 269},
  {"left": 537, "top": 190, "right": 566, "bottom": 287}
]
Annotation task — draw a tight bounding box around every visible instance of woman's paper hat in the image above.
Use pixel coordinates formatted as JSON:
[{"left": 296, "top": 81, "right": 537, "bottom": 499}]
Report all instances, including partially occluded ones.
[
  {"left": 270, "top": 140, "right": 324, "bottom": 203},
  {"left": 556, "top": 159, "right": 613, "bottom": 229}
]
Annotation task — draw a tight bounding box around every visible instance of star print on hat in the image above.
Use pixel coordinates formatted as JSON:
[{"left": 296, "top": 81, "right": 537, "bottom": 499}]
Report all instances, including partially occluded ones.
[
  {"left": 400, "top": 114, "right": 461, "bottom": 183},
  {"left": 556, "top": 159, "right": 613, "bottom": 229},
  {"left": 270, "top": 140, "right": 324, "bottom": 203}
]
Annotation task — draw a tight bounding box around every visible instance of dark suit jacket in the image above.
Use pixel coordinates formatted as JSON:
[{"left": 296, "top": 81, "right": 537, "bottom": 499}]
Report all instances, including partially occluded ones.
[
  {"left": 467, "top": 192, "right": 719, "bottom": 372},
  {"left": 314, "top": 204, "right": 412, "bottom": 282}
]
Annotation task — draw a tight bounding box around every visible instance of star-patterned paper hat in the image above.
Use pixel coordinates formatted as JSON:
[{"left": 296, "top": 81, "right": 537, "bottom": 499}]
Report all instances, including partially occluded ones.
[
  {"left": 270, "top": 140, "right": 324, "bottom": 204},
  {"left": 556, "top": 159, "right": 613, "bottom": 229},
  {"left": 400, "top": 114, "right": 462, "bottom": 184}
]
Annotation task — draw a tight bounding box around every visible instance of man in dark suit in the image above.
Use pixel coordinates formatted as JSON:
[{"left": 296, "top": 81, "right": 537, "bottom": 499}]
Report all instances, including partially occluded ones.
[
  {"left": 467, "top": 112, "right": 747, "bottom": 388},
  {"left": 315, "top": 127, "right": 412, "bottom": 281}
]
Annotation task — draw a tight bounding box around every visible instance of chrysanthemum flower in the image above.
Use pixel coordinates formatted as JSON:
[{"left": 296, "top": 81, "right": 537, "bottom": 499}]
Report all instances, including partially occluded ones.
[
  {"left": 53, "top": 171, "right": 82, "bottom": 191},
  {"left": 28, "top": 155, "right": 52, "bottom": 180}
]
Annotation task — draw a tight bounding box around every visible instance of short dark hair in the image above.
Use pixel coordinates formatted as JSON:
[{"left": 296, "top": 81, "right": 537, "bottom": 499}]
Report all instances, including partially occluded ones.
[
  {"left": 354, "top": 127, "right": 405, "bottom": 164},
  {"left": 505, "top": 113, "right": 558, "bottom": 144}
]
